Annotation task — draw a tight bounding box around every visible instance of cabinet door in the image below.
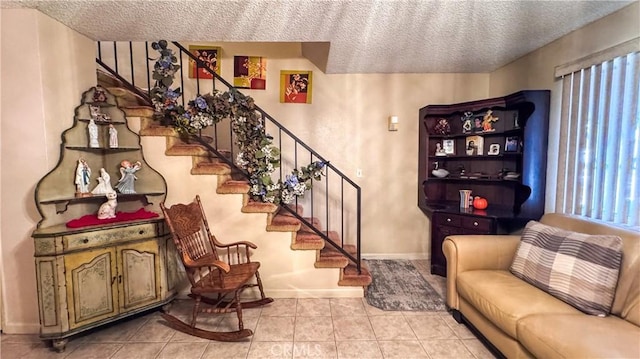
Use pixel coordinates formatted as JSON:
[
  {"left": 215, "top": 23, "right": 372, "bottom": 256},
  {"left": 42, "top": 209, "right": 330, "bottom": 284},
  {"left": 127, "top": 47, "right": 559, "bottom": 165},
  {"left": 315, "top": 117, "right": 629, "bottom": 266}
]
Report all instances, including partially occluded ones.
[
  {"left": 117, "top": 239, "right": 160, "bottom": 311},
  {"left": 64, "top": 248, "right": 118, "bottom": 329},
  {"left": 431, "top": 224, "right": 463, "bottom": 277}
]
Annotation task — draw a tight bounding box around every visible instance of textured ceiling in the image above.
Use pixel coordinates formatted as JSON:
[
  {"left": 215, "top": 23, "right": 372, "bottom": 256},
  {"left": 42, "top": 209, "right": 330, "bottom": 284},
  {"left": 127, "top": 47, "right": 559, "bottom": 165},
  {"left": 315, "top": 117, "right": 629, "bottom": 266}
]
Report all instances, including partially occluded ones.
[{"left": 1, "top": 0, "right": 635, "bottom": 73}]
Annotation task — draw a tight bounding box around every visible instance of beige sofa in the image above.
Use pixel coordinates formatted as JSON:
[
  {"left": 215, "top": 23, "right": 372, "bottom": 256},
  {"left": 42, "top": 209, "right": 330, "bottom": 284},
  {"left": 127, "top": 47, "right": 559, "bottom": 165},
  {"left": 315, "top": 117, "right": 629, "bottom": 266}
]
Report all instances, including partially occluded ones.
[{"left": 443, "top": 213, "right": 640, "bottom": 359}]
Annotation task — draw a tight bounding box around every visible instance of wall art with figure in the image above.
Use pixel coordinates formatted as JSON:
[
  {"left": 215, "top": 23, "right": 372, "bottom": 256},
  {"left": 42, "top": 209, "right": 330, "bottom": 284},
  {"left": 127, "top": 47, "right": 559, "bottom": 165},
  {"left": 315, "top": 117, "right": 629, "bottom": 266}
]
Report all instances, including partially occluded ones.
[
  {"left": 188, "top": 45, "right": 220, "bottom": 79},
  {"left": 234, "top": 56, "right": 266, "bottom": 89},
  {"left": 280, "top": 71, "right": 312, "bottom": 104}
]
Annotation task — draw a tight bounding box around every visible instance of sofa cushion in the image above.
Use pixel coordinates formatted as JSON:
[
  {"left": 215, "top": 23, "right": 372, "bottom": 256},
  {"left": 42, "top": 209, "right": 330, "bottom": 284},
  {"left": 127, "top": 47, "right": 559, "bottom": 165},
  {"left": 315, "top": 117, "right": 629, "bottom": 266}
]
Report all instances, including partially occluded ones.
[
  {"left": 457, "top": 270, "right": 580, "bottom": 338},
  {"left": 517, "top": 313, "right": 640, "bottom": 359},
  {"left": 510, "top": 220, "right": 623, "bottom": 316}
]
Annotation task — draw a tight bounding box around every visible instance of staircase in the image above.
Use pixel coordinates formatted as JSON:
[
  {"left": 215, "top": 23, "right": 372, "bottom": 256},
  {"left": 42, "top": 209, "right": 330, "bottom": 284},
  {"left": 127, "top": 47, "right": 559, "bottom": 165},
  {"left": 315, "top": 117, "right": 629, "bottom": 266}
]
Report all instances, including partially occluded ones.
[{"left": 96, "top": 43, "right": 371, "bottom": 296}]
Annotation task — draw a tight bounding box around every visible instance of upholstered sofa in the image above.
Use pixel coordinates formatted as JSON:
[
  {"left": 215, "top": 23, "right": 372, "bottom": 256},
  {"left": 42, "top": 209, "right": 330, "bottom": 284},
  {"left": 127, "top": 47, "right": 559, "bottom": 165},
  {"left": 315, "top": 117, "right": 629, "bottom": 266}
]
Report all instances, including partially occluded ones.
[{"left": 443, "top": 213, "right": 640, "bottom": 359}]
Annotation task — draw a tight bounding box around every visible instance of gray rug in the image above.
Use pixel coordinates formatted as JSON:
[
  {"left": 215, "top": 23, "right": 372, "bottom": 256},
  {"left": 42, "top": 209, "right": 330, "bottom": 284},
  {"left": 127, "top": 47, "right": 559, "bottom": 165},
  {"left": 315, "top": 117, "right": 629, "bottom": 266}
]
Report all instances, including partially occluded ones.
[{"left": 365, "top": 259, "right": 447, "bottom": 311}]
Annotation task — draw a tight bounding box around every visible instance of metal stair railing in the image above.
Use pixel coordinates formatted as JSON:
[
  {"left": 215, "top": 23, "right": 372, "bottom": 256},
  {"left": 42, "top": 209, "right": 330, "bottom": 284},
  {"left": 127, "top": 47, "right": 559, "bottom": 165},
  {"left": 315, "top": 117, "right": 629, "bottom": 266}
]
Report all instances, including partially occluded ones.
[{"left": 96, "top": 41, "right": 363, "bottom": 273}]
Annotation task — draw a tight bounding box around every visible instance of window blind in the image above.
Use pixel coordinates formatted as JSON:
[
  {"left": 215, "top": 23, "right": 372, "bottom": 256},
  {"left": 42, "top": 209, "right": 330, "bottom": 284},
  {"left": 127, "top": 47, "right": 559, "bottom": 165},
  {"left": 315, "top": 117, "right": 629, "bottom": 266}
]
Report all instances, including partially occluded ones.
[{"left": 555, "top": 48, "right": 639, "bottom": 229}]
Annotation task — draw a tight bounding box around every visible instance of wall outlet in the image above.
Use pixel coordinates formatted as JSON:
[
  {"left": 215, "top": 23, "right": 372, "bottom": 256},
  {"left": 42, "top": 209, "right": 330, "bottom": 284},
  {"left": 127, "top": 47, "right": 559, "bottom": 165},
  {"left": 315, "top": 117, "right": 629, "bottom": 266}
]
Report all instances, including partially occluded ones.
[{"left": 356, "top": 169, "right": 363, "bottom": 177}]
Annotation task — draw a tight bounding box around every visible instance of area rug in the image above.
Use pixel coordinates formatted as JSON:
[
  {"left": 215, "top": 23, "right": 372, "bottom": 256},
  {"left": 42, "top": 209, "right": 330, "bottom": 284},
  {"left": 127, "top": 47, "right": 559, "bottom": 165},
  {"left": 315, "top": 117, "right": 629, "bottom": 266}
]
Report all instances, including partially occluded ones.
[{"left": 365, "top": 259, "right": 446, "bottom": 311}]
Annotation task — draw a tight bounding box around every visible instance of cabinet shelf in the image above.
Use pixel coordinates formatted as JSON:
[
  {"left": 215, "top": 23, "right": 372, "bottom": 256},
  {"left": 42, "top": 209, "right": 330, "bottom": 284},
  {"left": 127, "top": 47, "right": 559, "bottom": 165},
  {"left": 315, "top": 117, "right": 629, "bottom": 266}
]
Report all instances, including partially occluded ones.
[
  {"left": 65, "top": 146, "right": 140, "bottom": 153},
  {"left": 78, "top": 118, "right": 126, "bottom": 125},
  {"left": 428, "top": 128, "right": 523, "bottom": 139},
  {"left": 41, "top": 192, "right": 165, "bottom": 214},
  {"left": 429, "top": 153, "right": 522, "bottom": 160},
  {"left": 425, "top": 177, "right": 522, "bottom": 183}
]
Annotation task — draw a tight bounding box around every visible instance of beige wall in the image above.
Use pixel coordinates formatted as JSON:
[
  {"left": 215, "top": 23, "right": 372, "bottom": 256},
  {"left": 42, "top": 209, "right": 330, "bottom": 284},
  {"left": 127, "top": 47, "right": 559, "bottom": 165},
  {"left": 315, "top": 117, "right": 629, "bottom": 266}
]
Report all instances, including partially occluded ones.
[
  {"left": 489, "top": 2, "right": 639, "bottom": 213},
  {"left": 1, "top": 9, "right": 96, "bottom": 333}
]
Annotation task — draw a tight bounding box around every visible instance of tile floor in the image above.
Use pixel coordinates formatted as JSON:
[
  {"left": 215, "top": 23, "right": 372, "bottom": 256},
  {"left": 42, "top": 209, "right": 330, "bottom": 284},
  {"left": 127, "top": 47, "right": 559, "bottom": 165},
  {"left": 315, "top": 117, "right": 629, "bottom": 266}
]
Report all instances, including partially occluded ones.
[{"left": 0, "top": 261, "right": 497, "bottom": 359}]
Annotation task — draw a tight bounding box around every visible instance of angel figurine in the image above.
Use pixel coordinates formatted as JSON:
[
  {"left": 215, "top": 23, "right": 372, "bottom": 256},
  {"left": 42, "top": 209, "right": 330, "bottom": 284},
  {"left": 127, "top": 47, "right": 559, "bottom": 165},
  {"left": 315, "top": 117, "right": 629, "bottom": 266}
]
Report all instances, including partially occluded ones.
[{"left": 115, "top": 160, "right": 142, "bottom": 194}]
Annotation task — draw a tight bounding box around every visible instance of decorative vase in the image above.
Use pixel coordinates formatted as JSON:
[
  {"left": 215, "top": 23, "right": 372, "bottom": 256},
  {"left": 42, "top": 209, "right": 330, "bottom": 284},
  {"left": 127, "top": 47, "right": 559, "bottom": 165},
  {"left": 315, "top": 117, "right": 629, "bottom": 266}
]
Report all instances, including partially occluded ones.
[{"left": 459, "top": 190, "right": 472, "bottom": 209}]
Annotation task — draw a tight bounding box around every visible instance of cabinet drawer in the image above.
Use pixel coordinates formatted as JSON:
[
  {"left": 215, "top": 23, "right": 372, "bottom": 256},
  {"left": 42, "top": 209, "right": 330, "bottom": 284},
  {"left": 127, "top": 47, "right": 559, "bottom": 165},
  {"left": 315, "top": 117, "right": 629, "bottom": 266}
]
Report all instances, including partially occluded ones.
[
  {"left": 434, "top": 214, "right": 462, "bottom": 227},
  {"left": 63, "top": 223, "right": 157, "bottom": 251},
  {"left": 461, "top": 217, "right": 493, "bottom": 233}
]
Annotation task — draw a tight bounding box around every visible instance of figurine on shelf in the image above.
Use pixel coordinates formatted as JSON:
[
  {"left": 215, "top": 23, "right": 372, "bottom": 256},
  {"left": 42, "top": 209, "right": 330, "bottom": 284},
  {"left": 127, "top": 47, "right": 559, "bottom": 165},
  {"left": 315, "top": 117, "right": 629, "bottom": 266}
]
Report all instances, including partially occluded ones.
[
  {"left": 97, "top": 191, "right": 118, "bottom": 219},
  {"left": 461, "top": 111, "right": 473, "bottom": 134},
  {"left": 92, "top": 87, "right": 108, "bottom": 103},
  {"left": 482, "top": 110, "right": 499, "bottom": 132},
  {"left": 435, "top": 143, "right": 447, "bottom": 156},
  {"left": 91, "top": 168, "right": 113, "bottom": 195},
  {"left": 108, "top": 124, "right": 118, "bottom": 148},
  {"left": 433, "top": 118, "right": 451, "bottom": 135},
  {"left": 90, "top": 105, "right": 110, "bottom": 122},
  {"left": 74, "top": 158, "right": 92, "bottom": 197},
  {"left": 88, "top": 118, "right": 99, "bottom": 148},
  {"left": 115, "top": 160, "right": 142, "bottom": 194}
]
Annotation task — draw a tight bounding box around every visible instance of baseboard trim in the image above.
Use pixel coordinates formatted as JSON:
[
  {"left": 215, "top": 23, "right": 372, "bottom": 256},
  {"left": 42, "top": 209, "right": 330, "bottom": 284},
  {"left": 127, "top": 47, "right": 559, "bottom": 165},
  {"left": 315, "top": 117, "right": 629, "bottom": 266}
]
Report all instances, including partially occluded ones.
[
  {"left": 2, "top": 322, "right": 41, "bottom": 334},
  {"left": 175, "top": 287, "right": 365, "bottom": 300},
  {"left": 362, "top": 253, "right": 429, "bottom": 260}
]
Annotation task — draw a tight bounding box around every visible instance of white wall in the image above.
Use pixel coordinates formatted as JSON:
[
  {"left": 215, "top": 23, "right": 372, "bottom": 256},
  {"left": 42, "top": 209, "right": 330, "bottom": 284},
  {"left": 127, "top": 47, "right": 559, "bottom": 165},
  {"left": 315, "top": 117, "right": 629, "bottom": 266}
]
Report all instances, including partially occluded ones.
[
  {"left": 0, "top": 9, "right": 96, "bottom": 333},
  {"left": 489, "top": 2, "right": 639, "bottom": 214}
]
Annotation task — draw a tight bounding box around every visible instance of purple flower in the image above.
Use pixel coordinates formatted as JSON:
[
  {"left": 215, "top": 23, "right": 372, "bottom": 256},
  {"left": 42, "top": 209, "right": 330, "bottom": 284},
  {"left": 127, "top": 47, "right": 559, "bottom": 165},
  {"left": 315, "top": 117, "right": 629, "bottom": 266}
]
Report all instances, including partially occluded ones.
[
  {"left": 195, "top": 96, "right": 207, "bottom": 109},
  {"left": 284, "top": 175, "right": 299, "bottom": 188},
  {"left": 165, "top": 89, "right": 179, "bottom": 100}
]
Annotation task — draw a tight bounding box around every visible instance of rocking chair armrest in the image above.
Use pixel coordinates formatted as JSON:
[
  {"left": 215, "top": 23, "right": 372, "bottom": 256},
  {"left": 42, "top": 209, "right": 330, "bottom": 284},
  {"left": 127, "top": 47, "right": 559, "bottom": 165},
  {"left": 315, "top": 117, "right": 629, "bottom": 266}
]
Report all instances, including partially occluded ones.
[
  {"left": 216, "top": 240, "right": 258, "bottom": 250},
  {"left": 183, "top": 257, "right": 231, "bottom": 273}
]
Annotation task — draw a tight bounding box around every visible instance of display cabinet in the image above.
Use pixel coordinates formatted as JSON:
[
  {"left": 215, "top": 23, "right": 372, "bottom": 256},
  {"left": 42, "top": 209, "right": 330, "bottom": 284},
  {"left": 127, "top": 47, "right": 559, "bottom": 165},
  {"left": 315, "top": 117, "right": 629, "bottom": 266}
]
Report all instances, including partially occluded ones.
[
  {"left": 32, "top": 86, "right": 179, "bottom": 351},
  {"left": 418, "top": 90, "right": 550, "bottom": 276}
]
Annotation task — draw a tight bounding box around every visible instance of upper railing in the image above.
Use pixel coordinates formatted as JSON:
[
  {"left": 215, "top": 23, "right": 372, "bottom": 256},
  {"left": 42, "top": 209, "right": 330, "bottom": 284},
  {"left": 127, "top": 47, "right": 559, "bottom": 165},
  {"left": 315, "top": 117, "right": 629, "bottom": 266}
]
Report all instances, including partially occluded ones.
[{"left": 96, "top": 41, "right": 363, "bottom": 273}]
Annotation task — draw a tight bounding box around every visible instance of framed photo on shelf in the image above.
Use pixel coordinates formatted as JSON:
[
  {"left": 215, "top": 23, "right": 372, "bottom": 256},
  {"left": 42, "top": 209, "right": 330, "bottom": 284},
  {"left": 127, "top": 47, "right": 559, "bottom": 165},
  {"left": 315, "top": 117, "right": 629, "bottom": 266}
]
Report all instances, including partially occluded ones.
[
  {"left": 443, "top": 139, "right": 455, "bottom": 155},
  {"left": 505, "top": 136, "right": 520, "bottom": 152},
  {"left": 488, "top": 143, "right": 500, "bottom": 155},
  {"left": 465, "top": 135, "right": 484, "bottom": 156}
]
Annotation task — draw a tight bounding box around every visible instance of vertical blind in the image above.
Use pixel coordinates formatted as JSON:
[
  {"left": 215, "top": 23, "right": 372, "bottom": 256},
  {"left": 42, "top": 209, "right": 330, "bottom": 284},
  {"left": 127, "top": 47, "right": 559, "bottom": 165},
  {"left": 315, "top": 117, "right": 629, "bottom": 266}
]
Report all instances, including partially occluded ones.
[{"left": 555, "top": 47, "right": 639, "bottom": 229}]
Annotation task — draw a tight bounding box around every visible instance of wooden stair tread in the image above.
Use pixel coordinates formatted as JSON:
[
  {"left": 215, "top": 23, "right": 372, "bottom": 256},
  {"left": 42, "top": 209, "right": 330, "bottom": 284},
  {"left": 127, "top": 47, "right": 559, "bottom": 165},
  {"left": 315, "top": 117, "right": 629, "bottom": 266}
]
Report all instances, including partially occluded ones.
[
  {"left": 267, "top": 214, "right": 301, "bottom": 232},
  {"left": 165, "top": 143, "right": 210, "bottom": 156},
  {"left": 192, "top": 162, "right": 231, "bottom": 175},
  {"left": 339, "top": 263, "right": 372, "bottom": 287},
  {"left": 241, "top": 199, "right": 278, "bottom": 213},
  {"left": 218, "top": 180, "right": 250, "bottom": 194}
]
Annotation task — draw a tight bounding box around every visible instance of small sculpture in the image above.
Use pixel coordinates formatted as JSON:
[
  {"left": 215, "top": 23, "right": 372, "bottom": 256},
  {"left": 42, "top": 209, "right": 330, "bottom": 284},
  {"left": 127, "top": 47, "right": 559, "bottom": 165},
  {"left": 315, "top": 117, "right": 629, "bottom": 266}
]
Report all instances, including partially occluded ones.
[
  {"left": 461, "top": 112, "right": 473, "bottom": 134},
  {"left": 435, "top": 143, "right": 447, "bottom": 156},
  {"left": 482, "top": 110, "right": 499, "bottom": 132},
  {"left": 88, "top": 118, "right": 99, "bottom": 148},
  {"left": 90, "top": 105, "right": 110, "bottom": 122},
  {"left": 74, "top": 158, "right": 92, "bottom": 197},
  {"left": 91, "top": 168, "right": 114, "bottom": 195},
  {"left": 92, "top": 87, "right": 108, "bottom": 103},
  {"left": 108, "top": 124, "right": 118, "bottom": 148},
  {"left": 97, "top": 191, "right": 118, "bottom": 219},
  {"left": 432, "top": 162, "right": 449, "bottom": 178},
  {"left": 433, "top": 118, "right": 451, "bottom": 135},
  {"left": 115, "top": 160, "right": 142, "bottom": 194}
]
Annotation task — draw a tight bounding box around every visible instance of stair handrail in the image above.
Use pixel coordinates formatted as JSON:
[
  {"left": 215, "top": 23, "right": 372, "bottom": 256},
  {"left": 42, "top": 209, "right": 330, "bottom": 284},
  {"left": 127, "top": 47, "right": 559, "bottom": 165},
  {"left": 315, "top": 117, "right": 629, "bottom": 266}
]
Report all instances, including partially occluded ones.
[{"left": 96, "top": 41, "right": 362, "bottom": 273}]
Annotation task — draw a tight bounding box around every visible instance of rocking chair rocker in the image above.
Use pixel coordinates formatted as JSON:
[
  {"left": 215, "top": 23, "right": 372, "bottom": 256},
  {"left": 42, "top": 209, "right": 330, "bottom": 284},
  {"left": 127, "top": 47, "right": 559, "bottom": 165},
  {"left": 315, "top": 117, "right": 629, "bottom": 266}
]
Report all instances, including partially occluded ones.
[{"left": 160, "top": 195, "right": 273, "bottom": 341}]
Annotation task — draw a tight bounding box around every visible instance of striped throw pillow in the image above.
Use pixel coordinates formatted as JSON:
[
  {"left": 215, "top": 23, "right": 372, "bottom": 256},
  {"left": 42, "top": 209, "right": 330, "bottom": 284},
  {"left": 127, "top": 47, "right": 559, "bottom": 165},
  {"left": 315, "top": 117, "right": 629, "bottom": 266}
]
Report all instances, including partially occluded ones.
[{"left": 510, "top": 220, "right": 623, "bottom": 316}]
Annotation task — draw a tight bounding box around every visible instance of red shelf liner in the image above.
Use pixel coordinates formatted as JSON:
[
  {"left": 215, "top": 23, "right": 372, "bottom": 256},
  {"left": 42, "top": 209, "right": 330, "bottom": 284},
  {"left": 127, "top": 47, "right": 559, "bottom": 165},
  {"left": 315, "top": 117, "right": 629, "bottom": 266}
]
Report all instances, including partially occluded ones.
[{"left": 66, "top": 208, "right": 159, "bottom": 228}]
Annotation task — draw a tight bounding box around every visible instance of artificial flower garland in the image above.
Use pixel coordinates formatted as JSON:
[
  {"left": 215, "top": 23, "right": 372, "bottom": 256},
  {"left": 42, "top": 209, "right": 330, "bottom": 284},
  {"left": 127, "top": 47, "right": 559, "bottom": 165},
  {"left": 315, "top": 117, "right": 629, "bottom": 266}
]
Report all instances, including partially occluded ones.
[{"left": 150, "top": 40, "right": 326, "bottom": 204}]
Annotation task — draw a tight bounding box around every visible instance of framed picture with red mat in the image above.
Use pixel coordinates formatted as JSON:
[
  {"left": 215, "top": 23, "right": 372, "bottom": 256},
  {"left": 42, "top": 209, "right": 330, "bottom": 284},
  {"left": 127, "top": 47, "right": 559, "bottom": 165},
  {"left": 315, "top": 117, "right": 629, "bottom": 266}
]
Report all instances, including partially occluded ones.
[
  {"left": 188, "top": 45, "right": 220, "bottom": 79},
  {"left": 280, "top": 71, "right": 312, "bottom": 104}
]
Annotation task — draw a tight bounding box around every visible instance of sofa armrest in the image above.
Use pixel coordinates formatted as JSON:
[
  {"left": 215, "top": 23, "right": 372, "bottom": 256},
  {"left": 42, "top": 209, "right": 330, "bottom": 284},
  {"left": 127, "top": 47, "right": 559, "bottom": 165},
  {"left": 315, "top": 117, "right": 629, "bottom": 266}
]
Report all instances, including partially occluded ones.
[{"left": 443, "top": 234, "right": 521, "bottom": 309}]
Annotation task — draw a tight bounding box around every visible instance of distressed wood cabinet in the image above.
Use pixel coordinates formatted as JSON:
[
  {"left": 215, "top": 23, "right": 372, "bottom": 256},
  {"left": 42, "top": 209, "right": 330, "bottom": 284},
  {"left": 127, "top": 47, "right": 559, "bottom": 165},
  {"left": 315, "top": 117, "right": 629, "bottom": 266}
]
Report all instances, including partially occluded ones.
[{"left": 32, "top": 87, "right": 179, "bottom": 351}]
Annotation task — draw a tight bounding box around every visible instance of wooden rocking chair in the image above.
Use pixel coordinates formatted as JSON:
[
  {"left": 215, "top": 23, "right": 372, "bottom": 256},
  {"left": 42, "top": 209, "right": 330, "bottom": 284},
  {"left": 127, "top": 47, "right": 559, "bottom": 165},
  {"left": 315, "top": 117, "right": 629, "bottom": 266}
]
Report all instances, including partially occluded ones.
[{"left": 160, "top": 195, "right": 273, "bottom": 341}]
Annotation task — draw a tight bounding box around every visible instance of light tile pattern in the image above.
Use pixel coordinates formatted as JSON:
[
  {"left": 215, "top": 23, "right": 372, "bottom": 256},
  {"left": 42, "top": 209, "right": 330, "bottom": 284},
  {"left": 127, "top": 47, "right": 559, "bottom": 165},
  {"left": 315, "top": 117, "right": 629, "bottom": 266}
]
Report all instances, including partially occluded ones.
[{"left": 1, "top": 262, "right": 497, "bottom": 358}]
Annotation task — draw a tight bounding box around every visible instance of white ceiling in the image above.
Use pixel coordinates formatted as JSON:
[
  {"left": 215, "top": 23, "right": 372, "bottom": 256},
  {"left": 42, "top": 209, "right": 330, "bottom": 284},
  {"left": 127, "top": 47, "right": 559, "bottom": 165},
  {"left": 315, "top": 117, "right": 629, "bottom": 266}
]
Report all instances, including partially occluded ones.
[{"left": 1, "top": 0, "right": 635, "bottom": 73}]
